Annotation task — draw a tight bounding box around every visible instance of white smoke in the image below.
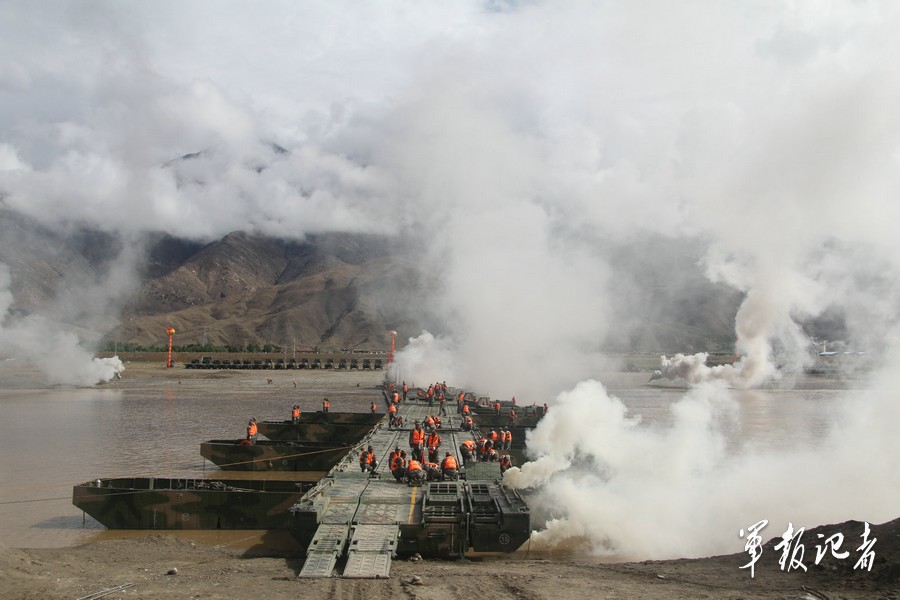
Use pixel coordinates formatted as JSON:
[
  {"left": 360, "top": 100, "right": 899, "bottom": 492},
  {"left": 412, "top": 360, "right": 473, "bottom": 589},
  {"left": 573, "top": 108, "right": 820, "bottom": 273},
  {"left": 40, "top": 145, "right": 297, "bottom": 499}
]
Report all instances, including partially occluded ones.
[
  {"left": 0, "top": 264, "right": 124, "bottom": 385},
  {"left": 505, "top": 360, "right": 900, "bottom": 559}
]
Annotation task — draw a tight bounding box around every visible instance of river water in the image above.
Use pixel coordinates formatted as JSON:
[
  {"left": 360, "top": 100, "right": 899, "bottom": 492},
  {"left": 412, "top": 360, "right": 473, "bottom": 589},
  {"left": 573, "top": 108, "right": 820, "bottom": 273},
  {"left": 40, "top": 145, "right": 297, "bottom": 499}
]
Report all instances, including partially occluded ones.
[{"left": 0, "top": 360, "right": 859, "bottom": 549}]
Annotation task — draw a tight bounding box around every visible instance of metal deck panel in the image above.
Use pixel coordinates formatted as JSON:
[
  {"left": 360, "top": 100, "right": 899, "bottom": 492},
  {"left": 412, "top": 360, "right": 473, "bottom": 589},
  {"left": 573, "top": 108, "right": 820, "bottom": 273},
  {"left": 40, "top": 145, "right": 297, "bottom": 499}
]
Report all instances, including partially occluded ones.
[
  {"left": 349, "top": 524, "right": 399, "bottom": 553},
  {"left": 343, "top": 551, "right": 393, "bottom": 579},
  {"left": 298, "top": 551, "right": 339, "bottom": 578}
]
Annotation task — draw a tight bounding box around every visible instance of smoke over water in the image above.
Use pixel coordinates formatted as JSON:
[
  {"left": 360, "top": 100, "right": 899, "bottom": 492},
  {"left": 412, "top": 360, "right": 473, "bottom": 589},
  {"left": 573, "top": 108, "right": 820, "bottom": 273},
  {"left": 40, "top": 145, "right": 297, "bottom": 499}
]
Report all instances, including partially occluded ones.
[
  {"left": 0, "top": 264, "right": 124, "bottom": 385},
  {"left": 2, "top": 2, "right": 900, "bottom": 554}
]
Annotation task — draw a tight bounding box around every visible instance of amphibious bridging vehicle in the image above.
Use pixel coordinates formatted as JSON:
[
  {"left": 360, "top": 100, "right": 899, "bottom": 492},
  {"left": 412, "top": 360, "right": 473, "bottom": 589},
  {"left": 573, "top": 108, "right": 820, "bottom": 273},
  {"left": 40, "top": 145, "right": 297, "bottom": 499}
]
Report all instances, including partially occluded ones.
[
  {"left": 73, "top": 476, "right": 315, "bottom": 530},
  {"left": 257, "top": 412, "right": 382, "bottom": 443},
  {"left": 200, "top": 439, "right": 350, "bottom": 472}
]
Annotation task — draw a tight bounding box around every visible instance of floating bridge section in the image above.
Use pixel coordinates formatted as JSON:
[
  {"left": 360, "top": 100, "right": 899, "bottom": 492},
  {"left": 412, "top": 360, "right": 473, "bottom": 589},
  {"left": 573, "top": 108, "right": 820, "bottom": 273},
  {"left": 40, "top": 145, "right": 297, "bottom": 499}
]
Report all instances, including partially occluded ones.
[{"left": 292, "top": 393, "right": 530, "bottom": 579}]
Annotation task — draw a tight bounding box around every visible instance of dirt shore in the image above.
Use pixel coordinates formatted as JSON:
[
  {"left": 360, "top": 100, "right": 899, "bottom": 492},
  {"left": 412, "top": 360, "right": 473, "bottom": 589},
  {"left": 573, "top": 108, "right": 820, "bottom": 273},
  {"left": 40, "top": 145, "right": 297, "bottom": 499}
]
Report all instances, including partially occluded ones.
[{"left": 3, "top": 360, "right": 898, "bottom": 599}]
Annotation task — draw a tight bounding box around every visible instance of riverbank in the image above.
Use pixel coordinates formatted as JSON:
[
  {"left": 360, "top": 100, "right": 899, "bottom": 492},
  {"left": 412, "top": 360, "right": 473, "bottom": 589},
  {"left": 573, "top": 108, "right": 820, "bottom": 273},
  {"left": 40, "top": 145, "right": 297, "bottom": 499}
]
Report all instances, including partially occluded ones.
[
  {"left": 2, "top": 361, "right": 897, "bottom": 598},
  {"left": 4, "top": 515, "right": 899, "bottom": 599}
]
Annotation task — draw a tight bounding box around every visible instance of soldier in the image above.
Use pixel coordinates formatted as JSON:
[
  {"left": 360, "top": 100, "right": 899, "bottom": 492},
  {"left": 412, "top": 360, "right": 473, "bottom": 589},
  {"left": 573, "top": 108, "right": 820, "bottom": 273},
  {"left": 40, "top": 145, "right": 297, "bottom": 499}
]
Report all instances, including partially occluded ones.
[
  {"left": 424, "top": 414, "right": 436, "bottom": 433},
  {"left": 459, "top": 439, "right": 477, "bottom": 465},
  {"left": 291, "top": 405, "right": 301, "bottom": 422},
  {"left": 406, "top": 458, "right": 426, "bottom": 484},
  {"left": 402, "top": 381, "right": 409, "bottom": 402},
  {"left": 441, "top": 452, "right": 459, "bottom": 480},
  {"left": 494, "top": 400, "right": 502, "bottom": 415},
  {"left": 391, "top": 450, "right": 407, "bottom": 483},
  {"left": 246, "top": 418, "right": 258, "bottom": 443},
  {"left": 499, "top": 454, "right": 512, "bottom": 474},
  {"left": 426, "top": 430, "right": 441, "bottom": 463},
  {"left": 438, "top": 393, "right": 447, "bottom": 416},
  {"left": 322, "top": 398, "right": 330, "bottom": 413},
  {"left": 507, "top": 407, "right": 517, "bottom": 427},
  {"left": 388, "top": 403, "right": 398, "bottom": 428},
  {"left": 370, "top": 401, "right": 377, "bottom": 414},
  {"left": 409, "top": 421, "right": 425, "bottom": 462},
  {"left": 388, "top": 446, "right": 402, "bottom": 467},
  {"left": 502, "top": 427, "right": 513, "bottom": 451},
  {"left": 359, "top": 445, "right": 378, "bottom": 474},
  {"left": 423, "top": 461, "right": 442, "bottom": 481}
]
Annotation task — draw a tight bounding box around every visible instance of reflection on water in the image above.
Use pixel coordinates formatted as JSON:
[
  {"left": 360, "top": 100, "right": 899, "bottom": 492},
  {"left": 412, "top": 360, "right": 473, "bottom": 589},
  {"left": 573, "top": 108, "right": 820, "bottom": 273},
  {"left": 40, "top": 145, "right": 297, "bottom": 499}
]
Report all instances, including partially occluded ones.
[{"left": 0, "top": 365, "right": 855, "bottom": 548}]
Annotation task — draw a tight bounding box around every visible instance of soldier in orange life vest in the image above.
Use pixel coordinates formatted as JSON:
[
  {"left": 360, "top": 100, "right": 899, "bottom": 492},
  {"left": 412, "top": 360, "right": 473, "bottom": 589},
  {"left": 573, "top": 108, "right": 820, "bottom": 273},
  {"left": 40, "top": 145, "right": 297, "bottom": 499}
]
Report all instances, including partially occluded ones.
[
  {"left": 246, "top": 418, "right": 258, "bottom": 443},
  {"left": 409, "top": 422, "right": 425, "bottom": 462},
  {"left": 402, "top": 381, "right": 409, "bottom": 402},
  {"left": 359, "top": 445, "right": 378, "bottom": 473},
  {"left": 388, "top": 403, "right": 398, "bottom": 428},
  {"left": 459, "top": 439, "right": 477, "bottom": 465},
  {"left": 441, "top": 452, "right": 459, "bottom": 480},
  {"left": 424, "top": 415, "right": 436, "bottom": 432},
  {"left": 392, "top": 390, "right": 400, "bottom": 404},
  {"left": 438, "top": 393, "right": 447, "bottom": 416},
  {"left": 322, "top": 398, "right": 330, "bottom": 413},
  {"left": 462, "top": 403, "right": 470, "bottom": 416},
  {"left": 490, "top": 429, "right": 500, "bottom": 447},
  {"left": 423, "top": 461, "right": 442, "bottom": 481},
  {"left": 426, "top": 431, "right": 441, "bottom": 463},
  {"left": 291, "top": 405, "right": 301, "bottom": 422},
  {"left": 391, "top": 450, "right": 407, "bottom": 483},
  {"left": 494, "top": 401, "right": 502, "bottom": 415},
  {"left": 388, "top": 446, "right": 400, "bottom": 465},
  {"left": 499, "top": 453, "right": 512, "bottom": 474},
  {"left": 507, "top": 407, "right": 517, "bottom": 426},
  {"left": 461, "top": 415, "right": 473, "bottom": 431},
  {"left": 502, "top": 427, "right": 513, "bottom": 451},
  {"left": 457, "top": 391, "right": 465, "bottom": 413},
  {"left": 406, "top": 458, "right": 426, "bottom": 484}
]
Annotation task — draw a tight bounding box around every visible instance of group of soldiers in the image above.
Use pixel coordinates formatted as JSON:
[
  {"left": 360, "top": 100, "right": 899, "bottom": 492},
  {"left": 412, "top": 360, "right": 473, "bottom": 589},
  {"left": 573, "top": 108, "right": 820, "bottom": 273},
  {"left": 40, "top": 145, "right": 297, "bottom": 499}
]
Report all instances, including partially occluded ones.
[
  {"left": 387, "top": 445, "right": 459, "bottom": 484},
  {"left": 458, "top": 436, "right": 514, "bottom": 473},
  {"left": 359, "top": 381, "right": 520, "bottom": 480}
]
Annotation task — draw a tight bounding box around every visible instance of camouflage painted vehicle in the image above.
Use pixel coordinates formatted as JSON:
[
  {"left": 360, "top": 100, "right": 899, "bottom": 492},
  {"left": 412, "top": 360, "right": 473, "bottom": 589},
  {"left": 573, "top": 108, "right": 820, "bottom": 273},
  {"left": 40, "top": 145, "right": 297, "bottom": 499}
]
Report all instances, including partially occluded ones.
[
  {"left": 73, "top": 476, "right": 315, "bottom": 530},
  {"left": 291, "top": 465, "right": 530, "bottom": 574},
  {"left": 257, "top": 413, "right": 383, "bottom": 444},
  {"left": 200, "top": 439, "right": 350, "bottom": 471}
]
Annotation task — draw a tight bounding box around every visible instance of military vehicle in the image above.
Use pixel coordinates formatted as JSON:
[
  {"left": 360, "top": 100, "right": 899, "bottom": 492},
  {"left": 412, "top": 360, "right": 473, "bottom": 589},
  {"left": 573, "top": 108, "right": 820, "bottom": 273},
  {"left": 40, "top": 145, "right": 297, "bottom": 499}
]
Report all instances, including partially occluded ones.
[
  {"left": 73, "top": 476, "right": 315, "bottom": 530},
  {"left": 290, "top": 398, "right": 531, "bottom": 578},
  {"left": 257, "top": 412, "right": 383, "bottom": 444},
  {"left": 200, "top": 439, "right": 350, "bottom": 471}
]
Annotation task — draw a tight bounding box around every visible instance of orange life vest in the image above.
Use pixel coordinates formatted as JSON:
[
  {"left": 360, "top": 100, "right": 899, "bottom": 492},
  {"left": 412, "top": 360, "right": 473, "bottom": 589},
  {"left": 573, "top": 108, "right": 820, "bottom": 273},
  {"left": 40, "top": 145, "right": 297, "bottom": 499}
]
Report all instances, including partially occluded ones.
[
  {"left": 410, "top": 428, "right": 425, "bottom": 445},
  {"left": 442, "top": 455, "right": 458, "bottom": 470},
  {"left": 292, "top": 407, "right": 300, "bottom": 419},
  {"left": 462, "top": 405, "right": 470, "bottom": 414},
  {"left": 247, "top": 422, "right": 257, "bottom": 436},
  {"left": 388, "top": 404, "right": 397, "bottom": 414},
  {"left": 407, "top": 459, "right": 422, "bottom": 472}
]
